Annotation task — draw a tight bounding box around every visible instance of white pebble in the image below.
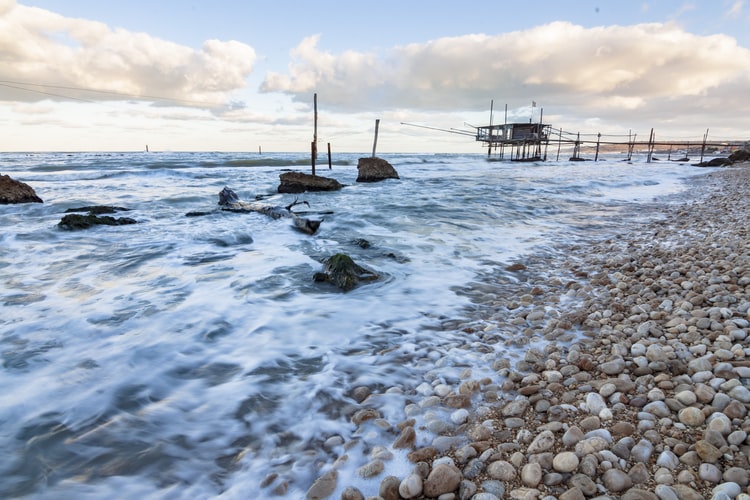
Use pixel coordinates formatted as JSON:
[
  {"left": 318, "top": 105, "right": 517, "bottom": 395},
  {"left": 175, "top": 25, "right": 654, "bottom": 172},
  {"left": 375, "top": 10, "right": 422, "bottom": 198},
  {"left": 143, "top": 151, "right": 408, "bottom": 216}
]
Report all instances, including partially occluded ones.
[
  {"left": 398, "top": 473, "right": 423, "bottom": 499},
  {"left": 450, "top": 408, "right": 470, "bottom": 425}
]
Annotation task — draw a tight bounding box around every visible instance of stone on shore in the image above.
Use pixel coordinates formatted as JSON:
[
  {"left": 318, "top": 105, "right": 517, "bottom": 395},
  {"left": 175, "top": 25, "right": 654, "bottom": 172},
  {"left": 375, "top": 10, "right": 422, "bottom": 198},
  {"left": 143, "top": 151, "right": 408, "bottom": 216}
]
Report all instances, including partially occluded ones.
[{"left": 423, "top": 463, "right": 461, "bottom": 497}]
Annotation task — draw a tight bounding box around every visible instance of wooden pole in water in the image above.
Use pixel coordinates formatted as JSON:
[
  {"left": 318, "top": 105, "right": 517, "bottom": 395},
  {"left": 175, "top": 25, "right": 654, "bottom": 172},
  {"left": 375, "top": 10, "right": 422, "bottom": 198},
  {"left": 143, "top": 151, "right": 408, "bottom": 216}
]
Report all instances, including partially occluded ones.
[
  {"left": 313, "top": 93, "right": 318, "bottom": 158},
  {"left": 627, "top": 132, "right": 637, "bottom": 162},
  {"left": 700, "top": 128, "right": 709, "bottom": 164},
  {"left": 503, "top": 103, "right": 507, "bottom": 160},
  {"left": 626, "top": 130, "right": 632, "bottom": 161},
  {"left": 311, "top": 141, "right": 316, "bottom": 176},
  {"left": 327, "top": 142, "right": 332, "bottom": 169},
  {"left": 538, "top": 108, "right": 544, "bottom": 158},
  {"left": 594, "top": 133, "right": 601, "bottom": 161},
  {"left": 647, "top": 128, "right": 655, "bottom": 163},
  {"left": 258, "top": 145, "right": 262, "bottom": 155},
  {"left": 556, "top": 128, "right": 562, "bottom": 161},
  {"left": 372, "top": 119, "right": 380, "bottom": 157},
  {"left": 487, "top": 100, "right": 494, "bottom": 158}
]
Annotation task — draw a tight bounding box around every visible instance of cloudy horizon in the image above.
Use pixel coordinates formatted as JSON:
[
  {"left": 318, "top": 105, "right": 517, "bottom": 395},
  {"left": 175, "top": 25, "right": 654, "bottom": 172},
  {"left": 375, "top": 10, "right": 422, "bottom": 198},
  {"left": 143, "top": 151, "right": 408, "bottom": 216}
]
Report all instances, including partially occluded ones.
[{"left": 2, "top": 0, "right": 749, "bottom": 152}]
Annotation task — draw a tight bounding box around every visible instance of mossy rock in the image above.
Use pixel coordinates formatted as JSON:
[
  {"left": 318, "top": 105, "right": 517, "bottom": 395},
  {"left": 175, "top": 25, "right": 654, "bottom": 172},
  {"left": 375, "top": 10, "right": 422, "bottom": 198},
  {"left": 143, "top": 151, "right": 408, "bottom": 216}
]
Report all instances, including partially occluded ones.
[{"left": 313, "top": 253, "right": 378, "bottom": 291}]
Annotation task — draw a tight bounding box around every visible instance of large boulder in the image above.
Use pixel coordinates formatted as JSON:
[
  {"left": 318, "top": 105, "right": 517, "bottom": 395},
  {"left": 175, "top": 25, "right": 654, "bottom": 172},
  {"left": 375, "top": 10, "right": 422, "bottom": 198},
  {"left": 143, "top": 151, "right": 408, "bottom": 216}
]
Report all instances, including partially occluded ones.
[
  {"left": 0, "top": 174, "right": 43, "bottom": 204},
  {"left": 356, "top": 157, "right": 399, "bottom": 183},
  {"left": 278, "top": 171, "right": 342, "bottom": 193}
]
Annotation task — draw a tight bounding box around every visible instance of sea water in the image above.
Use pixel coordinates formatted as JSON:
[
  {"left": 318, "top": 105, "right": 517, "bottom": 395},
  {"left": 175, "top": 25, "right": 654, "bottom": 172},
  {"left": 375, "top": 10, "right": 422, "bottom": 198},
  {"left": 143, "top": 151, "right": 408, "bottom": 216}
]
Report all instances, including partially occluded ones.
[{"left": 0, "top": 152, "right": 708, "bottom": 498}]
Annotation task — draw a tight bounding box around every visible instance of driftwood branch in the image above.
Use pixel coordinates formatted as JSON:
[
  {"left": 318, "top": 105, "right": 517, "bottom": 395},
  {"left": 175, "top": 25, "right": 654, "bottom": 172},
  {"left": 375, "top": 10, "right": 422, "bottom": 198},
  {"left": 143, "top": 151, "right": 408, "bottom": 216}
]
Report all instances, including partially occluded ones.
[
  {"left": 218, "top": 187, "right": 322, "bottom": 235},
  {"left": 285, "top": 197, "right": 310, "bottom": 211}
]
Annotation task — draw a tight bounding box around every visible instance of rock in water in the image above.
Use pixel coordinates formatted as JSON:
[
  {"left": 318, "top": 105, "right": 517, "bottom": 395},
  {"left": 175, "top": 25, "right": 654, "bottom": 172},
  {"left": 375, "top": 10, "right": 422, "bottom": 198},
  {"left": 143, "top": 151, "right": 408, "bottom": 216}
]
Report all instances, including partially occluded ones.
[
  {"left": 356, "top": 157, "right": 399, "bottom": 183},
  {"left": 0, "top": 174, "right": 43, "bottom": 204},
  {"left": 58, "top": 214, "right": 137, "bottom": 230},
  {"left": 314, "top": 253, "right": 378, "bottom": 291},
  {"left": 306, "top": 470, "right": 337, "bottom": 499},
  {"left": 278, "top": 171, "right": 342, "bottom": 193}
]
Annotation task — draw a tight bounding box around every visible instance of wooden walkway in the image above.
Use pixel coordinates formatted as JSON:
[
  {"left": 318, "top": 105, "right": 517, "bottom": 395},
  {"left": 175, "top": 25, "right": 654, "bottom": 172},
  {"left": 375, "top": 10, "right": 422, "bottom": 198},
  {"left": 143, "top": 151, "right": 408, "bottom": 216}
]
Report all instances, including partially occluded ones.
[
  {"left": 402, "top": 114, "right": 745, "bottom": 163},
  {"left": 538, "top": 128, "right": 745, "bottom": 163}
]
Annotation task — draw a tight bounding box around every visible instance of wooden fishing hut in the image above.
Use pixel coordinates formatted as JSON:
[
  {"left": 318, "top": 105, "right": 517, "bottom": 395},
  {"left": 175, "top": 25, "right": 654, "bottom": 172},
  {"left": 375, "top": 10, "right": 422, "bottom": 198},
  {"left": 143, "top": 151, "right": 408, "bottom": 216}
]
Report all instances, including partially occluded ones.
[
  {"left": 474, "top": 100, "right": 552, "bottom": 161},
  {"left": 476, "top": 122, "right": 552, "bottom": 161}
]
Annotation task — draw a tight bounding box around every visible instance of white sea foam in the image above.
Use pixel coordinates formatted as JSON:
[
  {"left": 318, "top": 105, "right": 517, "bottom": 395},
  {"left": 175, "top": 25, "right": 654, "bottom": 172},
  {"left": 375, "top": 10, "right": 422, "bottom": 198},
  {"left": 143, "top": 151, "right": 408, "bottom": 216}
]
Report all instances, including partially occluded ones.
[{"left": 0, "top": 151, "right": 713, "bottom": 498}]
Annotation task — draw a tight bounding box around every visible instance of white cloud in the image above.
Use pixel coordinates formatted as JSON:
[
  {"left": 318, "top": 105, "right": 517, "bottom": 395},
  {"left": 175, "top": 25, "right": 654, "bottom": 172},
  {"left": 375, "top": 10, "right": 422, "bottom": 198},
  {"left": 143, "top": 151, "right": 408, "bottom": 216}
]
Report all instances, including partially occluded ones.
[
  {"left": 725, "top": 0, "right": 744, "bottom": 17},
  {"left": 260, "top": 21, "right": 750, "bottom": 120},
  {"left": 0, "top": 2, "right": 257, "bottom": 106}
]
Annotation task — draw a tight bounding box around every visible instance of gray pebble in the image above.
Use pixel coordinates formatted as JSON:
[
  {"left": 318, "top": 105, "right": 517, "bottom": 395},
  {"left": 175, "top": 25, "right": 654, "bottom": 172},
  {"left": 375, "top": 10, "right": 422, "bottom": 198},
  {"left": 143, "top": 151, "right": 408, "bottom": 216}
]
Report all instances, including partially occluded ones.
[{"left": 698, "top": 463, "right": 723, "bottom": 483}]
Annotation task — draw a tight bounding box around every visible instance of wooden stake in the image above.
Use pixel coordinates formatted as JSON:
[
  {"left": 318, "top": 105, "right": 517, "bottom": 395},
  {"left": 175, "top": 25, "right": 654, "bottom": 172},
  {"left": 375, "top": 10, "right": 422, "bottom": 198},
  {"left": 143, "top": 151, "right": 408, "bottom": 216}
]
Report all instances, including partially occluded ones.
[
  {"left": 313, "top": 93, "right": 318, "bottom": 158},
  {"left": 487, "top": 100, "right": 494, "bottom": 158},
  {"left": 594, "top": 133, "right": 601, "bottom": 161},
  {"left": 647, "top": 128, "right": 655, "bottom": 163},
  {"left": 311, "top": 141, "right": 316, "bottom": 176},
  {"left": 372, "top": 119, "right": 380, "bottom": 157},
  {"left": 327, "top": 142, "right": 332, "bottom": 169}
]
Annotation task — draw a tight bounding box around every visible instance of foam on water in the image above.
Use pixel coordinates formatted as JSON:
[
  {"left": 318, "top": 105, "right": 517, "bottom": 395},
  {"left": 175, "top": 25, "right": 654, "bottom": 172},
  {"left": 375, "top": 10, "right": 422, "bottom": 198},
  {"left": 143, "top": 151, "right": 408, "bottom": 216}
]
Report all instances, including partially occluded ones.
[{"left": 0, "top": 152, "right": 711, "bottom": 498}]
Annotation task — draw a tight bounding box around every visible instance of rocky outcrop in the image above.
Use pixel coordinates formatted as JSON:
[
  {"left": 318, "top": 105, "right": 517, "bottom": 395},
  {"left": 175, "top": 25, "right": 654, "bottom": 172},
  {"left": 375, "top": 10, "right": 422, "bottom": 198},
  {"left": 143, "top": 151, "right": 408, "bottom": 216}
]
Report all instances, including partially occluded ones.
[
  {"left": 58, "top": 205, "right": 136, "bottom": 229},
  {"left": 0, "top": 174, "right": 43, "bottom": 204},
  {"left": 278, "top": 172, "right": 342, "bottom": 193},
  {"left": 58, "top": 213, "right": 137, "bottom": 230},
  {"left": 728, "top": 148, "right": 750, "bottom": 163},
  {"left": 697, "top": 157, "right": 733, "bottom": 167},
  {"left": 695, "top": 147, "right": 750, "bottom": 167},
  {"left": 356, "top": 157, "right": 399, "bottom": 183}
]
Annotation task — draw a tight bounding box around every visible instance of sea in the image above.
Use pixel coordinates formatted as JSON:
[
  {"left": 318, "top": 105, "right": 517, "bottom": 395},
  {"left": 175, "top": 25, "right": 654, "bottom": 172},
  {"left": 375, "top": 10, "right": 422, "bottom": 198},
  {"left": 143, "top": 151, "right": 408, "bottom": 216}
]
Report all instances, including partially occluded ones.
[{"left": 0, "top": 151, "right": 713, "bottom": 498}]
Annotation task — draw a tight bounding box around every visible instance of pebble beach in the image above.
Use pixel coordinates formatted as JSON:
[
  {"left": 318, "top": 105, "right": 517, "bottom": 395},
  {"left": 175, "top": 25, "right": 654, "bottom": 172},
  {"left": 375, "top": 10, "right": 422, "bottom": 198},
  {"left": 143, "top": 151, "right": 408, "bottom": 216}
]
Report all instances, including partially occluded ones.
[{"left": 309, "top": 163, "right": 750, "bottom": 500}]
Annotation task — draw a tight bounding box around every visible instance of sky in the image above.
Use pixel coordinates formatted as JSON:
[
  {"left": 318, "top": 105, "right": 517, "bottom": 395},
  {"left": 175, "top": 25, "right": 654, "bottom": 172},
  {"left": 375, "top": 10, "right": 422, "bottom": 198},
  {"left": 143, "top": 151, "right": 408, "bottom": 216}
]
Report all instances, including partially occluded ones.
[{"left": 1, "top": 0, "right": 749, "bottom": 152}]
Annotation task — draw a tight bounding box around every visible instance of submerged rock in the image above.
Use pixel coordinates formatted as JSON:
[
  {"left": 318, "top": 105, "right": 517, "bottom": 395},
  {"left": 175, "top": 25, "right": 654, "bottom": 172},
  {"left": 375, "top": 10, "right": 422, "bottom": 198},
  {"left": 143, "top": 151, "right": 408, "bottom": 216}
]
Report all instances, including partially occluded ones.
[
  {"left": 58, "top": 213, "right": 137, "bottom": 230},
  {"left": 65, "top": 205, "right": 130, "bottom": 215},
  {"left": 0, "top": 174, "right": 43, "bottom": 204},
  {"left": 313, "top": 253, "right": 378, "bottom": 291}
]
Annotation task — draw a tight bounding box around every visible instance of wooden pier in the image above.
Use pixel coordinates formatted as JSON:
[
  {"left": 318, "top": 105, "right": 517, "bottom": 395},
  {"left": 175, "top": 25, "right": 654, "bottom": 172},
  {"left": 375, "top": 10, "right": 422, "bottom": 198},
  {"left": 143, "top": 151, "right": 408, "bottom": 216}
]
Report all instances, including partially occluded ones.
[
  {"left": 540, "top": 127, "right": 746, "bottom": 164},
  {"left": 403, "top": 101, "right": 746, "bottom": 162}
]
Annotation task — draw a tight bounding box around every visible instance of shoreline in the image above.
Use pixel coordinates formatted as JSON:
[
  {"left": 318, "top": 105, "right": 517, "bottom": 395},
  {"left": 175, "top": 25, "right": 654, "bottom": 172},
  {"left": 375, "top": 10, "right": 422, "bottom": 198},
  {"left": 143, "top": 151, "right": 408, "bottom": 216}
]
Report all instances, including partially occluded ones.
[{"left": 314, "top": 164, "right": 750, "bottom": 499}]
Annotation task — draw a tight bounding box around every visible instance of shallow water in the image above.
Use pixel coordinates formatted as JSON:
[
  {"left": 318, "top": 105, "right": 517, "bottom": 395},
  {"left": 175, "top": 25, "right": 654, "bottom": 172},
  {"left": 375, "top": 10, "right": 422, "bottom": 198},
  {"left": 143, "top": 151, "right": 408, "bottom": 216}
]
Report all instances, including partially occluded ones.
[{"left": 0, "top": 151, "right": 708, "bottom": 498}]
